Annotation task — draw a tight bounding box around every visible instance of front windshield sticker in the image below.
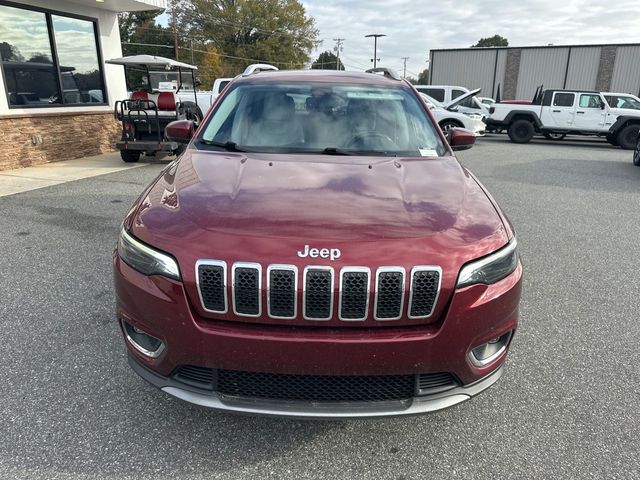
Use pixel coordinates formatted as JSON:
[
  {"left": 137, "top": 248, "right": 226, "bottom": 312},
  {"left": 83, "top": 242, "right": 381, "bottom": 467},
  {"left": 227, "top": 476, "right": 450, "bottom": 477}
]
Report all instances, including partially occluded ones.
[{"left": 419, "top": 149, "right": 438, "bottom": 157}]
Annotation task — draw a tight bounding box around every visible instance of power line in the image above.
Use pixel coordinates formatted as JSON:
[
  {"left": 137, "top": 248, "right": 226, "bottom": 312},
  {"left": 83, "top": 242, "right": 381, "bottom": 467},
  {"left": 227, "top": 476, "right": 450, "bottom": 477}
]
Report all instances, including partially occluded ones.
[{"left": 122, "top": 41, "right": 307, "bottom": 67}]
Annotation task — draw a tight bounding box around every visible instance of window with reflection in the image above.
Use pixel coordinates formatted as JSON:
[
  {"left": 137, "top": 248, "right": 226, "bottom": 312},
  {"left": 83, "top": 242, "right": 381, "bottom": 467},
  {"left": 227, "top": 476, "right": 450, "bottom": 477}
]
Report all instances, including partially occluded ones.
[{"left": 0, "top": 3, "right": 105, "bottom": 107}]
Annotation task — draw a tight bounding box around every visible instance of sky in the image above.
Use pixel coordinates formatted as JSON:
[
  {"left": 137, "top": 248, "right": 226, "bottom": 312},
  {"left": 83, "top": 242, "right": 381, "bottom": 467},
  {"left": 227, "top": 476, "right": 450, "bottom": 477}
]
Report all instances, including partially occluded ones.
[{"left": 301, "top": 0, "right": 640, "bottom": 78}]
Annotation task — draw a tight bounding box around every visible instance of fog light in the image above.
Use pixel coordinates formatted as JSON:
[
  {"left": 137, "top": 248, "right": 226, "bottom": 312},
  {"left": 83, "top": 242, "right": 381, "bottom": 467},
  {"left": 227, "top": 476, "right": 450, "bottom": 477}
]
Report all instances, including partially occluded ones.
[
  {"left": 122, "top": 320, "right": 165, "bottom": 358},
  {"left": 469, "top": 331, "right": 512, "bottom": 367}
]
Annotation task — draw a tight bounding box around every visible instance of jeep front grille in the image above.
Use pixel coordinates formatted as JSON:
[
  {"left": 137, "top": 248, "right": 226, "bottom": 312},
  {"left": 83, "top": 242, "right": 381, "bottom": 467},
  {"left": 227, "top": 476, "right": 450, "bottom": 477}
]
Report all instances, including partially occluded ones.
[{"left": 196, "top": 262, "right": 441, "bottom": 322}]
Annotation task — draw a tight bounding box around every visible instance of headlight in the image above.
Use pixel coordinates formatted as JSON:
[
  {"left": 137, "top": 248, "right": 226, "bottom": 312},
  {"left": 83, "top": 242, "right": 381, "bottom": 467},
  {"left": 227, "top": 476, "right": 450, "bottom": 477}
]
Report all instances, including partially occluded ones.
[
  {"left": 457, "top": 238, "right": 518, "bottom": 288},
  {"left": 118, "top": 227, "right": 181, "bottom": 280}
]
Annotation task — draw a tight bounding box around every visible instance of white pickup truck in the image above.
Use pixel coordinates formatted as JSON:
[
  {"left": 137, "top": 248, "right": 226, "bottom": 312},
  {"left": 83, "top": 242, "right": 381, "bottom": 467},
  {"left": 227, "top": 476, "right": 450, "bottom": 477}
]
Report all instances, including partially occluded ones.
[
  {"left": 486, "top": 89, "right": 640, "bottom": 149},
  {"left": 152, "top": 72, "right": 232, "bottom": 116}
]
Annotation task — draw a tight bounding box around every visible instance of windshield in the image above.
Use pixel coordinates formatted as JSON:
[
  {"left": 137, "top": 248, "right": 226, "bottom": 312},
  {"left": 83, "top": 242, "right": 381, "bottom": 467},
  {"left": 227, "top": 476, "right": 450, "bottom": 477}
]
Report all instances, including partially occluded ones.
[
  {"left": 605, "top": 95, "right": 640, "bottom": 110},
  {"left": 199, "top": 82, "right": 446, "bottom": 156},
  {"left": 149, "top": 71, "right": 194, "bottom": 91}
]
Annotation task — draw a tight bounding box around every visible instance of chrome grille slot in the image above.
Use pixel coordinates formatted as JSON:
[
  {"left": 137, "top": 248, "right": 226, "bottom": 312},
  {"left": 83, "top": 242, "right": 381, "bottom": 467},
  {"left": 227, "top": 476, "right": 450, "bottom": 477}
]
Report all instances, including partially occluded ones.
[
  {"left": 339, "top": 267, "right": 370, "bottom": 320},
  {"left": 232, "top": 263, "right": 261, "bottom": 317},
  {"left": 374, "top": 267, "right": 405, "bottom": 320},
  {"left": 303, "top": 267, "right": 334, "bottom": 320},
  {"left": 409, "top": 266, "right": 441, "bottom": 319},
  {"left": 267, "top": 265, "right": 297, "bottom": 319},
  {"left": 196, "top": 260, "right": 227, "bottom": 313}
]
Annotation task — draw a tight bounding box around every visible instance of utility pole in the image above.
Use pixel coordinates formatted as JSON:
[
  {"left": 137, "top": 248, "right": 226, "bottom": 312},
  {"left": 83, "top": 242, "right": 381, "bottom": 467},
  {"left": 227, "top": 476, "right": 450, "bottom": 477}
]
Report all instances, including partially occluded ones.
[
  {"left": 333, "top": 38, "right": 344, "bottom": 70},
  {"left": 401, "top": 57, "right": 409, "bottom": 79},
  {"left": 172, "top": 2, "right": 179, "bottom": 61},
  {"left": 365, "top": 34, "right": 386, "bottom": 68}
]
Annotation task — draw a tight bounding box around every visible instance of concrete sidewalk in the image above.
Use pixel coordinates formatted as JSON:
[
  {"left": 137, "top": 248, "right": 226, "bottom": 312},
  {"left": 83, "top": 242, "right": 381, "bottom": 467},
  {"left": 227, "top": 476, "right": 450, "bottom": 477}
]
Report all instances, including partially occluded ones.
[{"left": 0, "top": 152, "right": 147, "bottom": 197}]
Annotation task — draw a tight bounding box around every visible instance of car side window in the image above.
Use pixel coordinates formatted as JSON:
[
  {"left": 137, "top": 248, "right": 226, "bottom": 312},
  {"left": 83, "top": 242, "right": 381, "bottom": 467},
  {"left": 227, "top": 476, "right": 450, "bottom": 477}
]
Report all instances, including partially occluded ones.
[
  {"left": 553, "top": 93, "right": 575, "bottom": 107},
  {"left": 424, "top": 88, "right": 445, "bottom": 102},
  {"left": 579, "top": 94, "right": 602, "bottom": 109},
  {"left": 451, "top": 89, "right": 465, "bottom": 99}
]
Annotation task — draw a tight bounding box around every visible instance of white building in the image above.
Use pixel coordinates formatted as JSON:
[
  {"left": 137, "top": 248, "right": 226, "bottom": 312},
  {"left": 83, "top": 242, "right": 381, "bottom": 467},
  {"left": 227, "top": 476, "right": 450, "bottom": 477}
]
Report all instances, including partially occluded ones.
[{"left": 0, "top": 0, "right": 166, "bottom": 170}]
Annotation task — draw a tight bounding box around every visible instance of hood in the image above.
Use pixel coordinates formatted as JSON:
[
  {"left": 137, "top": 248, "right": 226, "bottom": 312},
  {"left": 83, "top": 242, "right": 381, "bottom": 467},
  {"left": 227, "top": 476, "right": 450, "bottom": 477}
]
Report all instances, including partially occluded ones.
[
  {"left": 445, "top": 88, "right": 481, "bottom": 110},
  {"left": 609, "top": 107, "right": 640, "bottom": 116},
  {"left": 131, "top": 150, "right": 506, "bottom": 247}
]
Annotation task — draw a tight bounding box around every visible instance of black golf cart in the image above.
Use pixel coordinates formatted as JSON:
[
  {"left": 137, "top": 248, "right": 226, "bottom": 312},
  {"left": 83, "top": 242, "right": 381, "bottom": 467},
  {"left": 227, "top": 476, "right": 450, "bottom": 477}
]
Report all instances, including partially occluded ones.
[{"left": 106, "top": 55, "right": 203, "bottom": 163}]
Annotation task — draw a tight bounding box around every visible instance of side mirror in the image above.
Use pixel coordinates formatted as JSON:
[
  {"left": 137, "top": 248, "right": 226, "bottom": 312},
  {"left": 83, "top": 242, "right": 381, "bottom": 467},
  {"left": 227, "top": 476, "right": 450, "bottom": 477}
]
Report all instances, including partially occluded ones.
[
  {"left": 165, "top": 120, "right": 194, "bottom": 144},
  {"left": 448, "top": 128, "right": 476, "bottom": 151},
  {"left": 600, "top": 102, "right": 606, "bottom": 110}
]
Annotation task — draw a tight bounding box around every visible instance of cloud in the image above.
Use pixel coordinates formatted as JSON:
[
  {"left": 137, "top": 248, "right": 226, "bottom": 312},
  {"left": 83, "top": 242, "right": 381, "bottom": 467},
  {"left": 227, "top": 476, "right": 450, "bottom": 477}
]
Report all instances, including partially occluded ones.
[{"left": 302, "top": 0, "right": 640, "bottom": 78}]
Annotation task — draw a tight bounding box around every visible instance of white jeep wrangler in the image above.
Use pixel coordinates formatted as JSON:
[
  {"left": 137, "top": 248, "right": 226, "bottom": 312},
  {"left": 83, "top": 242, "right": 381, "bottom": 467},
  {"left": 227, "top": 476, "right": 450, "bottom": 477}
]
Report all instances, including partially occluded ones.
[{"left": 486, "top": 89, "right": 640, "bottom": 149}]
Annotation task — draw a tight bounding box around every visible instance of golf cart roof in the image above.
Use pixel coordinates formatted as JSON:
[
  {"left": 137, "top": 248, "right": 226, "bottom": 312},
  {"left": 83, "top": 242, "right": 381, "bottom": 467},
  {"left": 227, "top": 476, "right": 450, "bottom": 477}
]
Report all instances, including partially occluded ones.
[{"left": 106, "top": 55, "right": 198, "bottom": 71}]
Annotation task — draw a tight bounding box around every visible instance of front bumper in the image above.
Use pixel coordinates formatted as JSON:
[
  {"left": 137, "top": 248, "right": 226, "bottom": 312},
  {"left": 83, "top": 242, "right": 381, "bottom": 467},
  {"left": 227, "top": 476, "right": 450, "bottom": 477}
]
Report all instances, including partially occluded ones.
[
  {"left": 114, "top": 253, "right": 522, "bottom": 417},
  {"left": 129, "top": 352, "right": 504, "bottom": 418}
]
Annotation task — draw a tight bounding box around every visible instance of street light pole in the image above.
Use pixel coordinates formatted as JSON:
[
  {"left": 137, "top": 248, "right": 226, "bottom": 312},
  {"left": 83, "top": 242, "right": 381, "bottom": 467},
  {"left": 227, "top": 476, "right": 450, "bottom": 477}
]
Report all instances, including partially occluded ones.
[{"left": 365, "top": 33, "right": 386, "bottom": 68}]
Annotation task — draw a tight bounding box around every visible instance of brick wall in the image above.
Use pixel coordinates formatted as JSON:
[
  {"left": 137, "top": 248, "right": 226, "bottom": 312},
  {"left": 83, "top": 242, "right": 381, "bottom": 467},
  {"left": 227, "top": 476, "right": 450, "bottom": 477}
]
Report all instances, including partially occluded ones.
[{"left": 0, "top": 111, "right": 120, "bottom": 171}]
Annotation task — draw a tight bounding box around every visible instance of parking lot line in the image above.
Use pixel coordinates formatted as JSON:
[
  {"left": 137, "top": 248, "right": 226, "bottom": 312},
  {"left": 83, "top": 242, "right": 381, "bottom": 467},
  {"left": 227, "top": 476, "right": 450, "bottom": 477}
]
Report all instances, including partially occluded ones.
[{"left": 0, "top": 152, "right": 146, "bottom": 197}]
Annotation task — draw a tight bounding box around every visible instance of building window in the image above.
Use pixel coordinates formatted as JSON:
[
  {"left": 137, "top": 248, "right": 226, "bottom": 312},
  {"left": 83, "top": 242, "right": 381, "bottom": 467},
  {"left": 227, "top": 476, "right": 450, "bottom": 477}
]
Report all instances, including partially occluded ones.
[{"left": 0, "top": 3, "right": 106, "bottom": 108}]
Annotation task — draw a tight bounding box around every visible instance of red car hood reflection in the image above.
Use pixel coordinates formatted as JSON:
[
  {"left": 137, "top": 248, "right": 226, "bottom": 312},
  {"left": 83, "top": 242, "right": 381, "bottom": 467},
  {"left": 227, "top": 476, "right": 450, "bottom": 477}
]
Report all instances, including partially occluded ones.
[{"left": 132, "top": 150, "right": 506, "bottom": 244}]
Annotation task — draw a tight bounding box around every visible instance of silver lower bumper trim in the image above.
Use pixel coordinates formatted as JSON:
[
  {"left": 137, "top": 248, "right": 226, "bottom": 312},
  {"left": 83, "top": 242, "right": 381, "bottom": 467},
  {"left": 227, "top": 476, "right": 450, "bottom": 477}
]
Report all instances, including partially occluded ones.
[{"left": 158, "top": 366, "right": 504, "bottom": 418}]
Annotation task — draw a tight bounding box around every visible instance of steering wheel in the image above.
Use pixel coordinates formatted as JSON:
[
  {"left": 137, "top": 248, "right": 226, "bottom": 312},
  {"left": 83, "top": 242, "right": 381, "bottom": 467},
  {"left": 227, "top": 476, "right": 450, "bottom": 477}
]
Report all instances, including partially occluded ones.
[{"left": 347, "top": 131, "right": 398, "bottom": 150}]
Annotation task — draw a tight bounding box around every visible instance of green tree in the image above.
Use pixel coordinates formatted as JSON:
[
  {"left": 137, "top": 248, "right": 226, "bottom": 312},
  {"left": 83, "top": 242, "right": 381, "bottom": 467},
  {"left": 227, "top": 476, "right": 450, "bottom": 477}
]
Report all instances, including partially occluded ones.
[
  {"left": 472, "top": 35, "right": 509, "bottom": 48},
  {"left": 311, "top": 51, "right": 344, "bottom": 70},
  {"left": 182, "top": 0, "right": 319, "bottom": 74},
  {"left": 417, "top": 68, "right": 429, "bottom": 84},
  {"left": 0, "top": 42, "right": 24, "bottom": 62},
  {"left": 118, "top": 10, "right": 175, "bottom": 58}
]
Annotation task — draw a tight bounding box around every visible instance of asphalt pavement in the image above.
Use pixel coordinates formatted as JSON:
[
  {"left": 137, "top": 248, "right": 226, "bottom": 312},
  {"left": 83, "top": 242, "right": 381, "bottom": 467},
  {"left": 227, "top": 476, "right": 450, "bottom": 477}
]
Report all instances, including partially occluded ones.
[{"left": 1, "top": 135, "right": 639, "bottom": 479}]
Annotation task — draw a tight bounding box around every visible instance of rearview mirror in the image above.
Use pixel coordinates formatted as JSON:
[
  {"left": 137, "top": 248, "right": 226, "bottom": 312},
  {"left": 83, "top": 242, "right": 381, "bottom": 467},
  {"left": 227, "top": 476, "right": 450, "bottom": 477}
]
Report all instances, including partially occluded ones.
[
  {"left": 448, "top": 128, "right": 476, "bottom": 151},
  {"left": 165, "top": 120, "right": 195, "bottom": 144}
]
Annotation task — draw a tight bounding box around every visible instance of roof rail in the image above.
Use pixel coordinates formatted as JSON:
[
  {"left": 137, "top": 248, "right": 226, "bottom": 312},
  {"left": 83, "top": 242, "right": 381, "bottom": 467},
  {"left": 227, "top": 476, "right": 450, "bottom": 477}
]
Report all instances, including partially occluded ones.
[
  {"left": 242, "top": 63, "right": 279, "bottom": 76},
  {"left": 365, "top": 67, "right": 401, "bottom": 81}
]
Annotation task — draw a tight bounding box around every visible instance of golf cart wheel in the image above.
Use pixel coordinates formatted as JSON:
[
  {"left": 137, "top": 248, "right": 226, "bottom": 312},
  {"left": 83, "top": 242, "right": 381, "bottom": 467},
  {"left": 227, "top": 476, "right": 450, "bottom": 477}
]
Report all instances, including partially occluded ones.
[
  {"left": 120, "top": 150, "right": 141, "bottom": 163},
  {"left": 543, "top": 132, "right": 566, "bottom": 140},
  {"left": 616, "top": 124, "right": 640, "bottom": 150},
  {"left": 508, "top": 119, "right": 535, "bottom": 144}
]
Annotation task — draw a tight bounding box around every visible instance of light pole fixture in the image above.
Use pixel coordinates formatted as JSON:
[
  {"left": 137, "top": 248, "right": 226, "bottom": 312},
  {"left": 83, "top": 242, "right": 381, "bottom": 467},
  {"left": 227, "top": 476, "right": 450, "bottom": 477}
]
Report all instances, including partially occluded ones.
[{"left": 365, "top": 34, "right": 386, "bottom": 69}]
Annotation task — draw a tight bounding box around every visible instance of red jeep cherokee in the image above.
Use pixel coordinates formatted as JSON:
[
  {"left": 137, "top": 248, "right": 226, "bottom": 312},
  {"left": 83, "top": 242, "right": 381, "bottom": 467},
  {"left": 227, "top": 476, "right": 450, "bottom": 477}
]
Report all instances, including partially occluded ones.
[{"left": 114, "top": 66, "right": 522, "bottom": 417}]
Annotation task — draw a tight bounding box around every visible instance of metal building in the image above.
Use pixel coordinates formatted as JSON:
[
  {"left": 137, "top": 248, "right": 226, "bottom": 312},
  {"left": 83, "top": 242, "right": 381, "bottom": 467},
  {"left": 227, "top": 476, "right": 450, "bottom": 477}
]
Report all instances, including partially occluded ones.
[{"left": 429, "top": 43, "right": 640, "bottom": 100}]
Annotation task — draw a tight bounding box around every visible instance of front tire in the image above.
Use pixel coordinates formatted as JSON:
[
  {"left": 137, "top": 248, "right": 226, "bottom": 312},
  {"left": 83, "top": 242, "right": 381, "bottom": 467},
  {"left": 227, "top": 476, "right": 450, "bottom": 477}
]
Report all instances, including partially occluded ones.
[
  {"left": 508, "top": 119, "right": 535, "bottom": 144},
  {"left": 439, "top": 120, "right": 463, "bottom": 134},
  {"left": 616, "top": 124, "right": 640, "bottom": 150},
  {"left": 120, "top": 150, "right": 141, "bottom": 163}
]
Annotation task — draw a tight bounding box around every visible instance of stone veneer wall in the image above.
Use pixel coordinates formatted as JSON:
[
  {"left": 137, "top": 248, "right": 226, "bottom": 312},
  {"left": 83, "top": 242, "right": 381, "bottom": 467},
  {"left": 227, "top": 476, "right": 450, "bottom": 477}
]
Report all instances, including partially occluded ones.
[{"left": 0, "top": 111, "right": 120, "bottom": 171}]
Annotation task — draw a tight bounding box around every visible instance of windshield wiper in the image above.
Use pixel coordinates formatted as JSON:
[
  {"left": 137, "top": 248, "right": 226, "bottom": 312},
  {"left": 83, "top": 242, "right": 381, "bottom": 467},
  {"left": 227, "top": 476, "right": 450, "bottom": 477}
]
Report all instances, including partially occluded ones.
[
  {"left": 321, "top": 147, "right": 355, "bottom": 156},
  {"left": 198, "top": 139, "right": 246, "bottom": 152},
  {"left": 322, "top": 147, "right": 398, "bottom": 157}
]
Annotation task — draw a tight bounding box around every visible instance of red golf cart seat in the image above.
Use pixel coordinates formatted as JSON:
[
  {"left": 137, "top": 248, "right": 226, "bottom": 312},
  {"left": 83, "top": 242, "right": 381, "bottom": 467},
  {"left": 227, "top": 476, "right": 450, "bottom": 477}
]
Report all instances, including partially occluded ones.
[
  {"left": 131, "top": 90, "right": 149, "bottom": 101},
  {"left": 157, "top": 92, "right": 178, "bottom": 111}
]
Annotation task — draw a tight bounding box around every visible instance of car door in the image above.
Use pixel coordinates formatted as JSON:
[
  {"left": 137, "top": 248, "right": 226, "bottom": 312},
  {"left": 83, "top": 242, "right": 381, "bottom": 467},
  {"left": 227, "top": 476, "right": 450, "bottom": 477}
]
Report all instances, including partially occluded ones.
[
  {"left": 573, "top": 93, "right": 607, "bottom": 132},
  {"left": 540, "top": 92, "right": 576, "bottom": 129}
]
